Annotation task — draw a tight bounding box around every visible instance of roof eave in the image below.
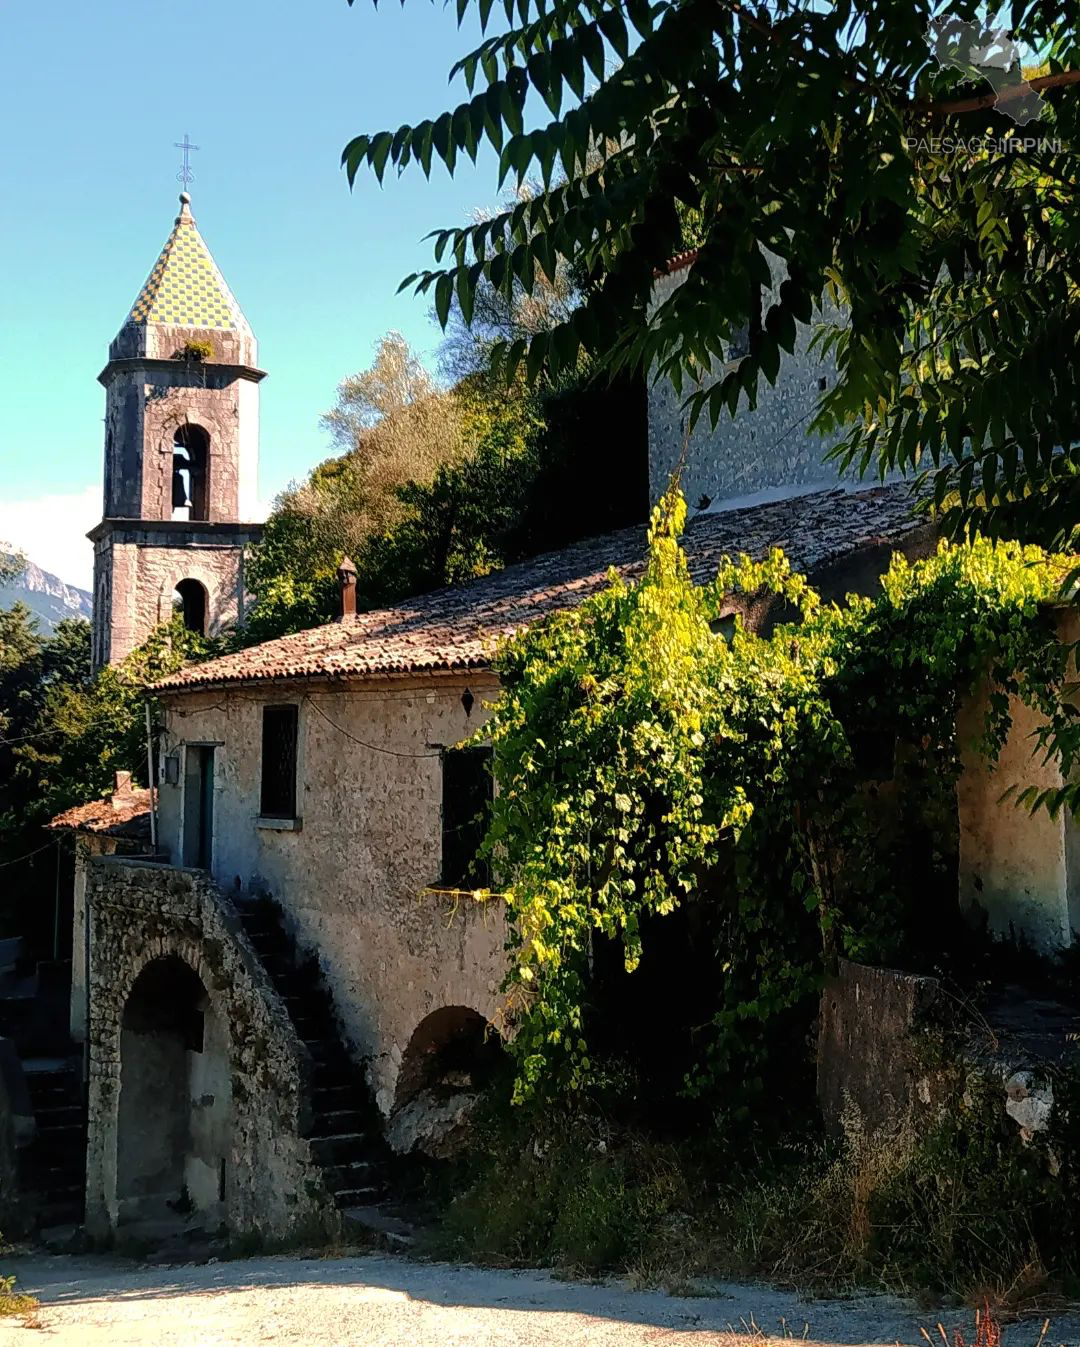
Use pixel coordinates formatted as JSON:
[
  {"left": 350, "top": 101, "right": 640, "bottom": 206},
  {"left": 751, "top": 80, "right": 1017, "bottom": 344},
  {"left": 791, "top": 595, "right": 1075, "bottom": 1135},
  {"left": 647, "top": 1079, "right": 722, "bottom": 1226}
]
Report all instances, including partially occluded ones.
[
  {"left": 151, "top": 661, "right": 498, "bottom": 699},
  {"left": 98, "top": 355, "right": 266, "bottom": 387}
]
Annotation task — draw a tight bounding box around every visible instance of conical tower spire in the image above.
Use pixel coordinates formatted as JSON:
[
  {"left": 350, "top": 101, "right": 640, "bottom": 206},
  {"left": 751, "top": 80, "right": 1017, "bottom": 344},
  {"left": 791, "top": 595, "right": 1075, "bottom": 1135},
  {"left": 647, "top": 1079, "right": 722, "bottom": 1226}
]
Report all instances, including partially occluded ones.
[{"left": 122, "top": 192, "right": 251, "bottom": 334}]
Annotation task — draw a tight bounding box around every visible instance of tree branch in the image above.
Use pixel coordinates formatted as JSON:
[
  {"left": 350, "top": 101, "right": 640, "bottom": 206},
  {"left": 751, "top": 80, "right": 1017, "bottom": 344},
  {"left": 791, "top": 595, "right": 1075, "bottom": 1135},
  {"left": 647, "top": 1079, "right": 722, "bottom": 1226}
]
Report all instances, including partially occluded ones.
[{"left": 917, "top": 68, "right": 1080, "bottom": 117}]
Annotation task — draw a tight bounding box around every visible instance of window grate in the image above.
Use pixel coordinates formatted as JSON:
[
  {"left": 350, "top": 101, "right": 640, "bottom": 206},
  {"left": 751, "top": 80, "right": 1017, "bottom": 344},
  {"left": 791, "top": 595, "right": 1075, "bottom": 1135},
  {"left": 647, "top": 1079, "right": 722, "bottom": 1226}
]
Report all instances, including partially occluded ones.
[{"left": 260, "top": 705, "right": 298, "bottom": 819}]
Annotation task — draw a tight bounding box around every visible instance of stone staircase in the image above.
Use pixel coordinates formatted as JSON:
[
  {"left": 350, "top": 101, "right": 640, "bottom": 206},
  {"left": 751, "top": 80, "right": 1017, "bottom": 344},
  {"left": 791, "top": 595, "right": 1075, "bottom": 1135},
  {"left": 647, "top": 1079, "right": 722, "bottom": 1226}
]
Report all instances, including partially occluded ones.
[
  {"left": 0, "top": 938, "right": 87, "bottom": 1233},
  {"left": 20, "top": 1058, "right": 86, "bottom": 1229},
  {"left": 233, "top": 897, "right": 395, "bottom": 1224}
]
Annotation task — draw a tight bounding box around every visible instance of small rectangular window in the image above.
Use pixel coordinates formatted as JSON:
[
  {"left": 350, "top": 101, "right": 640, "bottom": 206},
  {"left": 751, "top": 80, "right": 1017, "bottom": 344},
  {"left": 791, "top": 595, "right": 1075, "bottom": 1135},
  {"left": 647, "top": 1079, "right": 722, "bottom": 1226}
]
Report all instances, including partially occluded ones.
[
  {"left": 441, "top": 746, "right": 493, "bottom": 889},
  {"left": 260, "top": 705, "right": 299, "bottom": 820}
]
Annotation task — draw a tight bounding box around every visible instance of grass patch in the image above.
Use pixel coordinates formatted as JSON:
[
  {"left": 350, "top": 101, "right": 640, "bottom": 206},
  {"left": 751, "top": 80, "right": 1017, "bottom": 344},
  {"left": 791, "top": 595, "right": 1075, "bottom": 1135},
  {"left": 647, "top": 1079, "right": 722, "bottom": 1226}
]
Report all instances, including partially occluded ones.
[
  {"left": 421, "top": 1088, "right": 1080, "bottom": 1308},
  {"left": 0, "top": 1272, "right": 37, "bottom": 1319}
]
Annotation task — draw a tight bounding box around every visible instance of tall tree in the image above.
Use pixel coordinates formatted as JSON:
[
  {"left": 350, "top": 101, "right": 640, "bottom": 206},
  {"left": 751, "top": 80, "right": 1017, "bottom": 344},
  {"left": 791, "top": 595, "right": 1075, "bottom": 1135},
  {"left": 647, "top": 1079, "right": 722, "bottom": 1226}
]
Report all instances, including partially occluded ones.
[
  {"left": 438, "top": 185, "right": 580, "bottom": 381},
  {"left": 343, "top": 1, "right": 1080, "bottom": 542}
]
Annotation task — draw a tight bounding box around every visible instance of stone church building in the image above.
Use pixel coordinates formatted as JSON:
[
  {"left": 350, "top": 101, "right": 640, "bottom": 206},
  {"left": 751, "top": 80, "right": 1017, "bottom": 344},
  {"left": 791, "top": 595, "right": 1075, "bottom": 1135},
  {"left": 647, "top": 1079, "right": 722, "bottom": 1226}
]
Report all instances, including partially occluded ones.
[{"left": 33, "top": 196, "right": 1068, "bottom": 1247}]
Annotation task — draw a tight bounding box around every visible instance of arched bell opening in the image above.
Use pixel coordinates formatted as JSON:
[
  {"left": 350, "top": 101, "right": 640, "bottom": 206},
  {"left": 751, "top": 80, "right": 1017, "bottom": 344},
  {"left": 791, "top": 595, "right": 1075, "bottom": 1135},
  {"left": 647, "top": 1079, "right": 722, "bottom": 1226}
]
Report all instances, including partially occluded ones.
[
  {"left": 172, "top": 425, "right": 210, "bottom": 521},
  {"left": 173, "top": 578, "right": 208, "bottom": 636}
]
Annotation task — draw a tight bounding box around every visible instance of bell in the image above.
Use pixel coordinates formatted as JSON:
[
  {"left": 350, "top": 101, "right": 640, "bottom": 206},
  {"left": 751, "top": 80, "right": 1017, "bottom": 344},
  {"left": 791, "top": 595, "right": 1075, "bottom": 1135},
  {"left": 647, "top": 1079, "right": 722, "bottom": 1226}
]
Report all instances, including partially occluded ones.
[{"left": 172, "top": 466, "right": 190, "bottom": 509}]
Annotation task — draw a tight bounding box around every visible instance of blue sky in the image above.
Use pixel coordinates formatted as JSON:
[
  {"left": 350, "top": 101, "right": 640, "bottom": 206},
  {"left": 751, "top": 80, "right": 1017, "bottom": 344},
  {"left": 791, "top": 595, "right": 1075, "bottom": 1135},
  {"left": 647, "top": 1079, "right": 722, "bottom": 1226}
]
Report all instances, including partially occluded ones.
[{"left": 0, "top": 1, "right": 500, "bottom": 587}]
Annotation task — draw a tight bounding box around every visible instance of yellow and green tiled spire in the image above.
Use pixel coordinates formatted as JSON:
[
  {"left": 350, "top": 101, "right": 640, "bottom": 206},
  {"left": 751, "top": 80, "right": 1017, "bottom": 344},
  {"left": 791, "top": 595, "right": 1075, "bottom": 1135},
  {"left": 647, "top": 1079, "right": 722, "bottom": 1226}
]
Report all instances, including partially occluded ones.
[{"left": 124, "top": 193, "right": 251, "bottom": 333}]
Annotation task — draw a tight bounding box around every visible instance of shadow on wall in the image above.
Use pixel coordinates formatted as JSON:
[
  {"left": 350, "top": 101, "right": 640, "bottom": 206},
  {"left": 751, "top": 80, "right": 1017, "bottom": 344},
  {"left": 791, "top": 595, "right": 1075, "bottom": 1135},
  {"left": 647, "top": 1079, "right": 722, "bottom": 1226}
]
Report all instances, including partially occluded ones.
[
  {"left": 117, "top": 955, "right": 232, "bottom": 1231},
  {"left": 388, "top": 1006, "right": 504, "bottom": 1159}
]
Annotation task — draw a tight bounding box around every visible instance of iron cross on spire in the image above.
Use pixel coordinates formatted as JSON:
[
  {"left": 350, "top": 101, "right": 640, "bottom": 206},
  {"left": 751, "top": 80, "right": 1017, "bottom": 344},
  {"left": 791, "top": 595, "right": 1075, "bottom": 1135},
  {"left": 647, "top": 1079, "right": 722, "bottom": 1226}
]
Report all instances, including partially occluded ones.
[{"left": 174, "top": 133, "right": 200, "bottom": 189}]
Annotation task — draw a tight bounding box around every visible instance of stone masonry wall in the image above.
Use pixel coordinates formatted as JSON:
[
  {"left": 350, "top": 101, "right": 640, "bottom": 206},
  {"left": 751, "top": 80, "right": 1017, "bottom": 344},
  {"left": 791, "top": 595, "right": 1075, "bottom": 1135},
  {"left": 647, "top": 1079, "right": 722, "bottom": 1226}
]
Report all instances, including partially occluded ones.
[
  {"left": 85, "top": 856, "right": 334, "bottom": 1243},
  {"left": 92, "top": 525, "right": 257, "bottom": 666},
  {"left": 155, "top": 674, "right": 510, "bottom": 1120},
  {"left": 648, "top": 264, "right": 854, "bottom": 511},
  {"left": 102, "top": 356, "right": 260, "bottom": 526}
]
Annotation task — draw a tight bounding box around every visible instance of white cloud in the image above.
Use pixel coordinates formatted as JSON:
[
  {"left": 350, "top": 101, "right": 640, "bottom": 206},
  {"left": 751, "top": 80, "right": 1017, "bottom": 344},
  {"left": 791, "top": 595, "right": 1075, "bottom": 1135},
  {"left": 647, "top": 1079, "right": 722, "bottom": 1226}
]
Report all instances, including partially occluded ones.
[{"left": 0, "top": 485, "right": 99, "bottom": 591}]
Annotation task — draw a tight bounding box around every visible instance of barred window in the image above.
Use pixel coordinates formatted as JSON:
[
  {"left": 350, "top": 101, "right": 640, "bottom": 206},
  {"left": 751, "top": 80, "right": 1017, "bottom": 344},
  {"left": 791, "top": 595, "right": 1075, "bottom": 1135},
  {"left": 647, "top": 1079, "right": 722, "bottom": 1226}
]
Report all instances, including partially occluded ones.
[
  {"left": 441, "top": 746, "right": 492, "bottom": 889},
  {"left": 260, "top": 705, "right": 298, "bottom": 819}
]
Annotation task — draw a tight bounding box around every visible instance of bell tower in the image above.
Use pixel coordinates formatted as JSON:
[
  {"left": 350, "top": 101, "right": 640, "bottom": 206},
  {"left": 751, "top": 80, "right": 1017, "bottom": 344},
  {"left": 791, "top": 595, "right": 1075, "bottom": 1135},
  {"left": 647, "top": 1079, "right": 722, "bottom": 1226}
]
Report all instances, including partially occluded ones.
[{"left": 89, "top": 192, "right": 264, "bottom": 668}]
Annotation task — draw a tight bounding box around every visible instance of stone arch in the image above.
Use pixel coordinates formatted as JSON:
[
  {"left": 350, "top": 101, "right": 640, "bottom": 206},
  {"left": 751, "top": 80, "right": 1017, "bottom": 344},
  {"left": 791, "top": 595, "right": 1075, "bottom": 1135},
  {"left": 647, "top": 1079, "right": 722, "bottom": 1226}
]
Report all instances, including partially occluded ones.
[
  {"left": 156, "top": 561, "right": 225, "bottom": 634},
  {"left": 116, "top": 952, "right": 233, "bottom": 1230},
  {"left": 173, "top": 577, "right": 208, "bottom": 635},
  {"left": 393, "top": 1006, "right": 501, "bottom": 1110}
]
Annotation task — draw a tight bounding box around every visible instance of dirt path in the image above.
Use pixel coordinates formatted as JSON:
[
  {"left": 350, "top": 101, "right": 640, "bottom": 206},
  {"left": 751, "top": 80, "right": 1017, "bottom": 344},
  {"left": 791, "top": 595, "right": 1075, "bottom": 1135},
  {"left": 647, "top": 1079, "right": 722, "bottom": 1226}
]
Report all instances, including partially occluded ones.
[{"left": 0, "top": 1250, "right": 1075, "bottom": 1346}]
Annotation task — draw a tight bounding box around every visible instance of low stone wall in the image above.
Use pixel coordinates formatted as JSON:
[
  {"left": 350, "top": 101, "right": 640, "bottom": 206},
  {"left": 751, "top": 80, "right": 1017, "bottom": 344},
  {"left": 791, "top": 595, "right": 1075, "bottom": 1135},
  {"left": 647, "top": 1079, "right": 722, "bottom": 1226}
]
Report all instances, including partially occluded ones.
[
  {"left": 85, "top": 857, "right": 334, "bottom": 1245},
  {"left": 817, "top": 959, "right": 946, "bottom": 1138},
  {"left": 818, "top": 959, "right": 1080, "bottom": 1158}
]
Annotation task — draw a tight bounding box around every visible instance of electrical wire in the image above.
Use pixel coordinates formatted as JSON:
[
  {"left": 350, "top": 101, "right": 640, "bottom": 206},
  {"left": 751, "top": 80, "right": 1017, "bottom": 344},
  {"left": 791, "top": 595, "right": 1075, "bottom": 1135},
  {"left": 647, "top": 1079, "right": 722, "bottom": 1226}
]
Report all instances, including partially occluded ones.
[
  {"left": 0, "top": 838, "right": 58, "bottom": 870},
  {"left": 302, "top": 695, "right": 442, "bottom": 759}
]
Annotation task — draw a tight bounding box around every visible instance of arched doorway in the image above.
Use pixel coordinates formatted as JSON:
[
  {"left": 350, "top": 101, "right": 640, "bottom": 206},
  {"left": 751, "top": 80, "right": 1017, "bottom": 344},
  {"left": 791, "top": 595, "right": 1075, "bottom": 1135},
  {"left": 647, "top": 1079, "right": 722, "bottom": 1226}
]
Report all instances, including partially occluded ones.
[
  {"left": 172, "top": 424, "right": 210, "bottom": 521},
  {"left": 116, "top": 956, "right": 232, "bottom": 1229},
  {"left": 173, "top": 578, "right": 207, "bottom": 636},
  {"left": 389, "top": 1006, "right": 503, "bottom": 1158},
  {"left": 395, "top": 1006, "right": 501, "bottom": 1108}
]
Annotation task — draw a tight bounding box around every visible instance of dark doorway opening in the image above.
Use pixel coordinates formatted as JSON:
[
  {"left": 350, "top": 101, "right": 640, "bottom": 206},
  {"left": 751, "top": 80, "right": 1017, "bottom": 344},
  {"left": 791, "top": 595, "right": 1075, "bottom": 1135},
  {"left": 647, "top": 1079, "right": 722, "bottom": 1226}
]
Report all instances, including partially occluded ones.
[
  {"left": 117, "top": 955, "right": 232, "bottom": 1230},
  {"left": 173, "top": 579, "right": 207, "bottom": 636},
  {"left": 183, "top": 746, "right": 215, "bottom": 869}
]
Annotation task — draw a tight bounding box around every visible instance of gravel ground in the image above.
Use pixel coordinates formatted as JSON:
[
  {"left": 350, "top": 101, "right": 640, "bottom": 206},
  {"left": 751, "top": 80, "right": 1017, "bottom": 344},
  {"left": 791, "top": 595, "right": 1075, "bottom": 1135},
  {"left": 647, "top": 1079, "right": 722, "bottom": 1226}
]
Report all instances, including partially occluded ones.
[{"left": 0, "top": 1250, "right": 1076, "bottom": 1346}]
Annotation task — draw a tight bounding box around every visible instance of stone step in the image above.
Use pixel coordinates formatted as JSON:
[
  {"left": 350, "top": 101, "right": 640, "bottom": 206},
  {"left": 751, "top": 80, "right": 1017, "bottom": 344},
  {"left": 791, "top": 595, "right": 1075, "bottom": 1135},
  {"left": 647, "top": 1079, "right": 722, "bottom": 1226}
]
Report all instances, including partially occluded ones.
[
  {"left": 19, "top": 1156, "right": 86, "bottom": 1188},
  {"left": 333, "top": 1186, "right": 385, "bottom": 1211},
  {"left": 340, "top": 1204, "right": 414, "bottom": 1250},
  {"left": 259, "top": 954, "right": 299, "bottom": 981},
  {"left": 309, "top": 1132, "right": 371, "bottom": 1166},
  {"left": 321, "top": 1158, "right": 380, "bottom": 1193},
  {"left": 23, "top": 1122, "right": 86, "bottom": 1158},
  {"left": 291, "top": 1011, "right": 336, "bottom": 1037},
  {"left": 311, "top": 1084, "right": 370, "bottom": 1116},
  {"left": 310, "top": 1108, "right": 368, "bottom": 1137},
  {"left": 36, "top": 1194, "right": 85, "bottom": 1228},
  {"left": 312, "top": 1060, "right": 366, "bottom": 1091},
  {"left": 39, "top": 1222, "right": 90, "bottom": 1254},
  {"left": 302, "top": 1039, "right": 354, "bottom": 1066},
  {"left": 34, "top": 1103, "right": 84, "bottom": 1128},
  {"left": 25, "top": 1070, "right": 79, "bottom": 1101}
]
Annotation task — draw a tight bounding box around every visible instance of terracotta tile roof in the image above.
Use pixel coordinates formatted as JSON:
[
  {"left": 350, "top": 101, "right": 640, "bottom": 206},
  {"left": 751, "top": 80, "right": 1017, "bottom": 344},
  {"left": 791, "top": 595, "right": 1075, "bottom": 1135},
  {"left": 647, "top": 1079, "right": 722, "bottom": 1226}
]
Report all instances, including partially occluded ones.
[
  {"left": 48, "top": 774, "right": 152, "bottom": 840},
  {"left": 655, "top": 248, "right": 699, "bottom": 278},
  {"left": 154, "top": 484, "right": 924, "bottom": 694}
]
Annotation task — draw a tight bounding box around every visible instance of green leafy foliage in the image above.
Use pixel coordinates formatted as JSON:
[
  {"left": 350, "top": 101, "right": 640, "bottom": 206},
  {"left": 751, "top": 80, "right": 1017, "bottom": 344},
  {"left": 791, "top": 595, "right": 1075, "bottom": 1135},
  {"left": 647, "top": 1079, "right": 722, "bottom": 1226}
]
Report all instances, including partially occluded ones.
[
  {"left": 478, "top": 488, "right": 1074, "bottom": 1102},
  {"left": 0, "top": 609, "right": 213, "bottom": 937},
  {"left": 344, "top": 1, "right": 1080, "bottom": 540},
  {"left": 243, "top": 361, "right": 646, "bottom": 641},
  {"left": 430, "top": 1084, "right": 1080, "bottom": 1295}
]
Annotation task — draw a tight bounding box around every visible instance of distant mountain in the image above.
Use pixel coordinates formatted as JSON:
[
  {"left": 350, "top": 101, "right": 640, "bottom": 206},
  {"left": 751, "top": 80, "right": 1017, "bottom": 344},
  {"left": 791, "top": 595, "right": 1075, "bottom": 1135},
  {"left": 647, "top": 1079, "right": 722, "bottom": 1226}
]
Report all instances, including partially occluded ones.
[{"left": 0, "top": 552, "right": 92, "bottom": 632}]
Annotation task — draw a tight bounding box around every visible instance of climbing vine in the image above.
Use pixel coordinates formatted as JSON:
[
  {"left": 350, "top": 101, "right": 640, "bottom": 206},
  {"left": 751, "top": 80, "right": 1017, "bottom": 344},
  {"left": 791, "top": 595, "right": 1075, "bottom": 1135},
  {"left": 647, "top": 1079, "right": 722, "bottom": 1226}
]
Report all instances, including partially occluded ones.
[{"left": 477, "top": 489, "right": 1076, "bottom": 1102}]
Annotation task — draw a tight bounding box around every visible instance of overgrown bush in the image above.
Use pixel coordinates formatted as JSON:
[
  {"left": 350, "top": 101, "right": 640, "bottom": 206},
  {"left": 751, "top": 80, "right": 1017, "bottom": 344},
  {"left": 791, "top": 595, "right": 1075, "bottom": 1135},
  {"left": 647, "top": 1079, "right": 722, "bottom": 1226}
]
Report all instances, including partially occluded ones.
[
  {"left": 429, "top": 1079, "right": 1080, "bottom": 1303},
  {"left": 426, "top": 1092, "right": 692, "bottom": 1273},
  {"left": 476, "top": 488, "right": 1075, "bottom": 1109}
]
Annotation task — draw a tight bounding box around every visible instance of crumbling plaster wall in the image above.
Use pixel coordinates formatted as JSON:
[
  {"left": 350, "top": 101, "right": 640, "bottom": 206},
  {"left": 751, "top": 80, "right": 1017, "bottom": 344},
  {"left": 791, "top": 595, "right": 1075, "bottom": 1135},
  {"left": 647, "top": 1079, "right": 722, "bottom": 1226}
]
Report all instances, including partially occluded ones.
[
  {"left": 156, "top": 674, "right": 509, "bottom": 1118},
  {"left": 956, "top": 609, "right": 1080, "bottom": 955},
  {"left": 84, "top": 857, "right": 332, "bottom": 1243}
]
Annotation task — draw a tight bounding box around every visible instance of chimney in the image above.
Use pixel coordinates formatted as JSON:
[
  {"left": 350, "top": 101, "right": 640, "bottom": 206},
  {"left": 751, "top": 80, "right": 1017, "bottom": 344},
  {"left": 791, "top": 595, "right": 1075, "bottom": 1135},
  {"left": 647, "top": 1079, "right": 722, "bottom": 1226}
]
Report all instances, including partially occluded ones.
[
  {"left": 111, "top": 771, "right": 133, "bottom": 808},
  {"left": 337, "top": 556, "right": 358, "bottom": 619}
]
